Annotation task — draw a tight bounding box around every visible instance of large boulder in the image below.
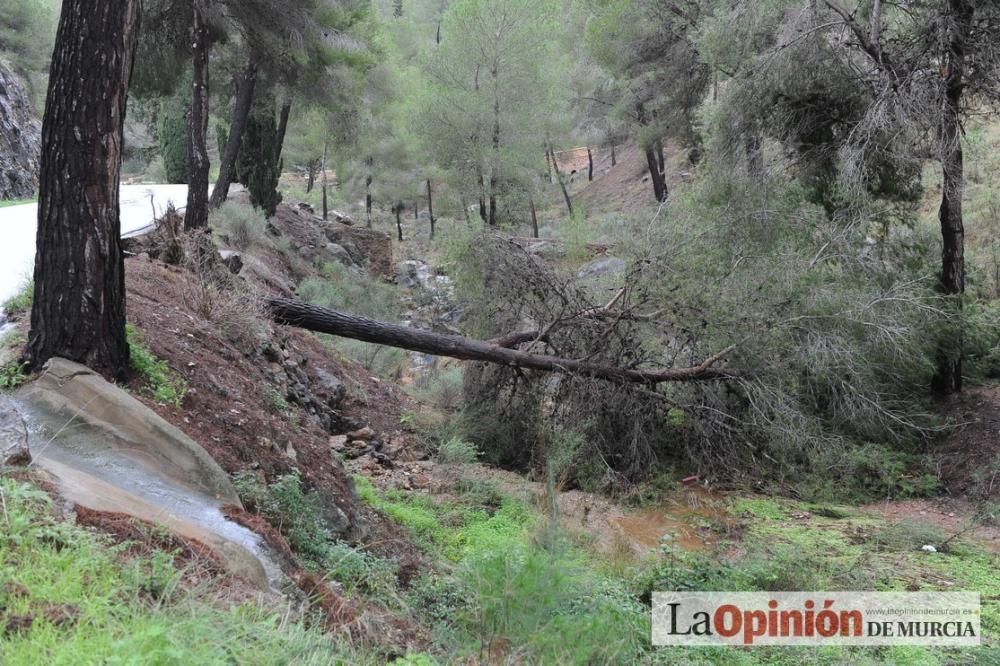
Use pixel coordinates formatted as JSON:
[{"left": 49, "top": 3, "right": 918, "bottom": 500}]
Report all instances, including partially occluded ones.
[
  {"left": 0, "top": 62, "right": 41, "bottom": 200},
  {"left": 15, "top": 359, "right": 283, "bottom": 590}
]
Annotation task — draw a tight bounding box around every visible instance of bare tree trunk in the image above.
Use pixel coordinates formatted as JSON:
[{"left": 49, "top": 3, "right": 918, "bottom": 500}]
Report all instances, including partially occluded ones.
[
  {"left": 655, "top": 139, "right": 665, "bottom": 177},
  {"left": 306, "top": 159, "right": 317, "bottom": 193},
  {"left": 545, "top": 147, "right": 554, "bottom": 182},
  {"left": 489, "top": 77, "right": 501, "bottom": 226},
  {"left": 395, "top": 203, "right": 403, "bottom": 241},
  {"left": 184, "top": 5, "right": 211, "bottom": 230},
  {"left": 611, "top": 143, "right": 617, "bottom": 167},
  {"left": 549, "top": 143, "right": 574, "bottom": 217},
  {"left": 427, "top": 178, "right": 435, "bottom": 240},
  {"left": 274, "top": 100, "right": 291, "bottom": 165},
  {"left": 460, "top": 192, "right": 471, "bottom": 224},
  {"left": 529, "top": 195, "right": 539, "bottom": 238},
  {"left": 210, "top": 59, "right": 257, "bottom": 209},
  {"left": 413, "top": 202, "right": 419, "bottom": 220},
  {"left": 645, "top": 148, "right": 666, "bottom": 203},
  {"left": 932, "top": 0, "right": 973, "bottom": 395},
  {"left": 587, "top": 147, "right": 594, "bottom": 181},
  {"left": 267, "top": 298, "right": 738, "bottom": 385},
  {"left": 29, "top": 0, "right": 141, "bottom": 380},
  {"left": 365, "top": 161, "right": 373, "bottom": 228},
  {"left": 321, "top": 142, "right": 328, "bottom": 221}
]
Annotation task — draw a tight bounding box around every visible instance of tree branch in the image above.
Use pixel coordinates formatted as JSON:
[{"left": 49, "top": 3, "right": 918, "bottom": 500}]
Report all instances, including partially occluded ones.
[{"left": 267, "top": 298, "right": 741, "bottom": 385}]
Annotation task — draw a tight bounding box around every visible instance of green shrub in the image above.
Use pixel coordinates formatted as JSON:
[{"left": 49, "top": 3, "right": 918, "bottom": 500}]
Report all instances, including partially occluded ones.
[
  {"left": 237, "top": 101, "right": 282, "bottom": 217},
  {"left": 156, "top": 100, "right": 188, "bottom": 184},
  {"left": 126, "top": 324, "right": 187, "bottom": 407},
  {"left": 2, "top": 280, "right": 33, "bottom": 316},
  {"left": 436, "top": 437, "right": 480, "bottom": 465},
  {"left": 210, "top": 201, "right": 267, "bottom": 251},
  {"left": 233, "top": 471, "right": 399, "bottom": 594},
  {"left": 0, "top": 359, "right": 28, "bottom": 390}
]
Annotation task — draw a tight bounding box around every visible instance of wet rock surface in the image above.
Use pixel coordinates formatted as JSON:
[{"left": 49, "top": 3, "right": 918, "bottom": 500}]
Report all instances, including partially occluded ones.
[
  {"left": 12, "top": 359, "right": 291, "bottom": 591},
  {"left": 0, "top": 63, "right": 40, "bottom": 200}
]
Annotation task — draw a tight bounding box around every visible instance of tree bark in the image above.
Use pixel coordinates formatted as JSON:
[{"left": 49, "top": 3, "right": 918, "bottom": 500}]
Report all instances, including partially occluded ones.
[
  {"left": 321, "top": 142, "right": 329, "bottom": 221},
  {"left": 365, "top": 161, "right": 373, "bottom": 228},
  {"left": 932, "top": 0, "right": 973, "bottom": 395},
  {"left": 549, "top": 143, "right": 574, "bottom": 217},
  {"left": 529, "top": 195, "right": 539, "bottom": 238},
  {"left": 427, "top": 178, "right": 436, "bottom": 240},
  {"left": 395, "top": 203, "right": 403, "bottom": 241},
  {"left": 587, "top": 147, "right": 594, "bottom": 181},
  {"left": 29, "top": 0, "right": 141, "bottom": 380},
  {"left": 274, "top": 100, "right": 291, "bottom": 165},
  {"left": 184, "top": 5, "right": 211, "bottom": 230},
  {"left": 210, "top": 60, "right": 257, "bottom": 209},
  {"left": 267, "top": 298, "right": 738, "bottom": 385},
  {"left": 645, "top": 147, "right": 667, "bottom": 203}
]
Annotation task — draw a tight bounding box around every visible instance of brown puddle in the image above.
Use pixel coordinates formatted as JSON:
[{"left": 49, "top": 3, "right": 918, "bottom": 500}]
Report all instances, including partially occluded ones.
[{"left": 612, "top": 487, "right": 731, "bottom": 553}]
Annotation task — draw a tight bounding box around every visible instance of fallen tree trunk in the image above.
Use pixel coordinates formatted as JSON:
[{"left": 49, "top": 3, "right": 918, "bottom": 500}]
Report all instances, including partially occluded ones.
[{"left": 267, "top": 298, "right": 739, "bottom": 384}]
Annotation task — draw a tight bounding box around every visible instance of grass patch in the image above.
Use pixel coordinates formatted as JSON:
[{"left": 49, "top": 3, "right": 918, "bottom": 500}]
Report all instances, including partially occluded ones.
[
  {"left": 0, "top": 477, "right": 352, "bottom": 664},
  {"left": 126, "top": 324, "right": 188, "bottom": 407},
  {"left": 2, "top": 281, "right": 33, "bottom": 316},
  {"left": 354, "top": 474, "right": 649, "bottom": 663},
  {"left": 0, "top": 198, "right": 35, "bottom": 208},
  {"left": 233, "top": 471, "right": 399, "bottom": 597}
]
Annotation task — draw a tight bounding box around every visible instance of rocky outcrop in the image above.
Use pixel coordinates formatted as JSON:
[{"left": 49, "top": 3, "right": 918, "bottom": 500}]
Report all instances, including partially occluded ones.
[
  {"left": 0, "top": 62, "right": 41, "bottom": 200},
  {"left": 14, "top": 358, "right": 288, "bottom": 590}
]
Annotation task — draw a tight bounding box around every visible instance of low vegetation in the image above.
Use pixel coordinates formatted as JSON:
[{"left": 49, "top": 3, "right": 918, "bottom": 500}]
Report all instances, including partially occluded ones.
[
  {"left": 0, "top": 477, "right": 353, "bottom": 665},
  {"left": 126, "top": 324, "right": 187, "bottom": 407}
]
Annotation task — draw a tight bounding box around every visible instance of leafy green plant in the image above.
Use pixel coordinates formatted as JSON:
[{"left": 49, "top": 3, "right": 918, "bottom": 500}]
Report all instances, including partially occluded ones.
[
  {"left": 0, "top": 478, "right": 352, "bottom": 664},
  {"left": 0, "top": 360, "right": 29, "bottom": 390},
  {"left": 210, "top": 201, "right": 268, "bottom": 251},
  {"left": 126, "top": 324, "right": 187, "bottom": 407},
  {"left": 2, "top": 280, "right": 33, "bottom": 316},
  {"left": 436, "top": 437, "right": 480, "bottom": 465}
]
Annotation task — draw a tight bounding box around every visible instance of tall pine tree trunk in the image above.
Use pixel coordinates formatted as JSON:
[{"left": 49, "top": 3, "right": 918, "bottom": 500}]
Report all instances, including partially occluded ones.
[
  {"left": 529, "top": 195, "right": 539, "bottom": 238},
  {"left": 932, "top": 0, "right": 973, "bottom": 395},
  {"left": 321, "top": 142, "right": 329, "bottom": 221},
  {"left": 210, "top": 60, "right": 257, "bottom": 209},
  {"left": 274, "top": 100, "right": 291, "bottom": 165},
  {"left": 365, "top": 166, "right": 373, "bottom": 228},
  {"left": 549, "top": 143, "right": 574, "bottom": 217},
  {"left": 427, "top": 179, "right": 436, "bottom": 240},
  {"left": 184, "top": 5, "right": 211, "bottom": 230},
  {"left": 29, "top": 0, "right": 141, "bottom": 379}
]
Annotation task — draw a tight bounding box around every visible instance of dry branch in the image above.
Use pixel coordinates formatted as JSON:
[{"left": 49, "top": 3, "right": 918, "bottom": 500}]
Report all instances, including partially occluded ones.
[{"left": 268, "top": 297, "right": 740, "bottom": 384}]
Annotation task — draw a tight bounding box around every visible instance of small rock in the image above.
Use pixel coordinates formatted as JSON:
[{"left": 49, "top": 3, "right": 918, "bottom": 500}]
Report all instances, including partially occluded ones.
[
  {"left": 284, "top": 443, "right": 298, "bottom": 462},
  {"left": 577, "top": 257, "right": 626, "bottom": 280},
  {"left": 348, "top": 426, "right": 375, "bottom": 441},
  {"left": 921, "top": 544, "right": 938, "bottom": 553},
  {"left": 329, "top": 435, "right": 348, "bottom": 451},
  {"left": 218, "top": 250, "right": 243, "bottom": 274},
  {"left": 324, "top": 243, "right": 355, "bottom": 267}
]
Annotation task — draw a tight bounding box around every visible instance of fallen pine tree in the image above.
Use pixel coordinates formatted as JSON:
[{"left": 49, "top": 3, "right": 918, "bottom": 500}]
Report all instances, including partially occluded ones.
[{"left": 267, "top": 297, "right": 739, "bottom": 385}]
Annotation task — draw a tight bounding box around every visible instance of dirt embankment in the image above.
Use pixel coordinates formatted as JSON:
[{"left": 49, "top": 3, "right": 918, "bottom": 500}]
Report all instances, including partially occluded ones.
[{"left": 123, "top": 200, "right": 418, "bottom": 545}]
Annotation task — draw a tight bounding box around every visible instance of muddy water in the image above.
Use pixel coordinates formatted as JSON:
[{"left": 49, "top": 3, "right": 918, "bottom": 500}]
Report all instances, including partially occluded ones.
[
  {"left": 1, "top": 395, "right": 290, "bottom": 592},
  {"left": 612, "top": 487, "right": 731, "bottom": 552}
]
